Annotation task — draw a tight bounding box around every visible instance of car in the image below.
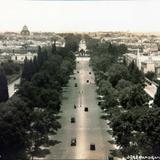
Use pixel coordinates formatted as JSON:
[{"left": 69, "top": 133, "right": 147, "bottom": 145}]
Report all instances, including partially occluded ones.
[
  {"left": 86, "top": 80, "right": 89, "bottom": 83},
  {"left": 84, "top": 107, "right": 88, "bottom": 112},
  {"left": 71, "top": 138, "right": 76, "bottom": 146},
  {"left": 90, "top": 144, "right": 96, "bottom": 150},
  {"left": 97, "top": 95, "right": 104, "bottom": 100},
  {"left": 89, "top": 72, "right": 91, "bottom": 74},
  {"left": 74, "top": 104, "right": 76, "bottom": 109},
  {"left": 74, "top": 77, "right": 76, "bottom": 80},
  {"left": 98, "top": 101, "right": 101, "bottom": 106},
  {"left": 71, "top": 117, "right": 76, "bottom": 123},
  {"left": 108, "top": 156, "right": 114, "bottom": 160},
  {"left": 77, "top": 71, "right": 79, "bottom": 73},
  {"left": 75, "top": 83, "right": 78, "bottom": 87}
]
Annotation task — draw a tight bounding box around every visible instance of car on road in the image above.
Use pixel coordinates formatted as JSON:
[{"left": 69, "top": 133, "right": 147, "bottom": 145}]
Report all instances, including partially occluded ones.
[
  {"left": 108, "top": 156, "right": 114, "bottom": 160},
  {"left": 75, "top": 83, "right": 78, "bottom": 87},
  {"left": 71, "top": 117, "right": 76, "bottom": 123},
  {"left": 98, "top": 99, "right": 105, "bottom": 106},
  {"left": 74, "top": 104, "right": 76, "bottom": 109},
  {"left": 97, "top": 95, "right": 104, "bottom": 100},
  {"left": 90, "top": 144, "right": 96, "bottom": 150},
  {"left": 84, "top": 107, "right": 88, "bottom": 112},
  {"left": 86, "top": 80, "right": 89, "bottom": 83},
  {"left": 71, "top": 138, "right": 76, "bottom": 146}
]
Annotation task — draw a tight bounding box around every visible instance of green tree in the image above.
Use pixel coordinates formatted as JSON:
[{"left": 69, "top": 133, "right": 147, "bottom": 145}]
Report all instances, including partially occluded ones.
[
  {"left": 64, "top": 34, "right": 81, "bottom": 52},
  {"left": 154, "top": 84, "right": 160, "bottom": 107},
  {"left": 0, "top": 68, "right": 8, "bottom": 102},
  {"left": 145, "top": 71, "right": 156, "bottom": 81},
  {"left": 116, "top": 79, "right": 132, "bottom": 91},
  {"left": 51, "top": 42, "right": 56, "bottom": 54},
  {"left": 128, "top": 61, "right": 144, "bottom": 84},
  {"left": 108, "top": 64, "right": 129, "bottom": 87}
]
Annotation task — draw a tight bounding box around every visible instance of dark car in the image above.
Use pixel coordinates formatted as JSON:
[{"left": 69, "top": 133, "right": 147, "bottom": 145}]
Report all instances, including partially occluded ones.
[
  {"left": 74, "top": 77, "right": 76, "bottom": 80},
  {"left": 75, "top": 83, "right": 78, "bottom": 87},
  {"left": 77, "top": 71, "right": 79, "bottom": 73},
  {"left": 71, "top": 138, "right": 76, "bottom": 146},
  {"left": 71, "top": 117, "right": 75, "bottom": 123},
  {"left": 84, "top": 107, "right": 88, "bottom": 112},
  {"left": 90, "top": 144, "right": 96, "bottom": 150},
  {"left": 86, "top": 80, "right": 89, "bottom": 83},
  {"left": 98, "top": 101, "right": 101, "bottom": 106},
  {"left": 108, "top": 156, "right": 114, "bottom": 160},
  {"left": 89, "top": 72, "right": 91, "bottom": 74}
]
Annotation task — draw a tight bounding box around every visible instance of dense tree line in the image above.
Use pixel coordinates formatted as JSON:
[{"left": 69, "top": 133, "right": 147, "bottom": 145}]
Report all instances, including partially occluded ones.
[
  {"left": 64, "top": 33, "right": 81, "bottom": 52},
  {"left": 88, "top": 38, "right": 160, "bottom": 157},
  {"left": 0, "top": 68, "right": 9, "bottom": 102},
  {"left": 0, "top": 38, "right": 76, "bottom": 159},
  {"left": 1, "top": 61, "right": 21, "bottom": 76},
  {"left": 0, "top": 61, "right": 21, "bottom": 102}
]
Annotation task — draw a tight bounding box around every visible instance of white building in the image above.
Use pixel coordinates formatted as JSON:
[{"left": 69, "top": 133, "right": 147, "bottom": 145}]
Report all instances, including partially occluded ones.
[
  {"left": 124, "top": 51, "right": 160, "bottom": 78},
  {"left": 11, "top": 52, "right": 37, "bottom": 64},
  {"left": 79, "top": 40, "right": 87, "bottom": 52}
]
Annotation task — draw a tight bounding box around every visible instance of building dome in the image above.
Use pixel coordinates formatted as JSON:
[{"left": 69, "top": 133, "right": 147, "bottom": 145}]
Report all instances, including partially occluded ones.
[{"left": 21, "top": 25, "right": 30, "bottom": 36}]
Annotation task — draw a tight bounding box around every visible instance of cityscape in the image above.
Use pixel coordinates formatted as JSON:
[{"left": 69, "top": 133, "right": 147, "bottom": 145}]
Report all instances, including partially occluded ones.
[{"left": 1, "top": 0, "right": 160, "bottom": 160}]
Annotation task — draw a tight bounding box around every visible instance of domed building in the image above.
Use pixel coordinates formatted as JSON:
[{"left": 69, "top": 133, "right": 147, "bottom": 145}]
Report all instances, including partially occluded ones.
[{"left": 21, "top": 25, "right": 30, "bottom": 36}]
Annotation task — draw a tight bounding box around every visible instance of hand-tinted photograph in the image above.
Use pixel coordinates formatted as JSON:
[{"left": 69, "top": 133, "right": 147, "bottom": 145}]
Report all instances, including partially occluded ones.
[{"left": 0, "top": 0, "right": 160, "bottom": 160}]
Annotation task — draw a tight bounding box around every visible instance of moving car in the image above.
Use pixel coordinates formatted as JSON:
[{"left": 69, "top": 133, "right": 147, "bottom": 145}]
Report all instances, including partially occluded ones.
[
  {"left": 75, "top": 83, "right": 78, "bottom": 87},
  {"left": 71, "top": 138, "right": 76, "bottom": 146},
  {"left": 84, "top": 107, "right": 88, "bottom": 112},
  {"left": 71, "top": 117, "right": 75, "bottom": 123},
  {"left": 90, "top": 144, "right": 96, "bottom": 150}
]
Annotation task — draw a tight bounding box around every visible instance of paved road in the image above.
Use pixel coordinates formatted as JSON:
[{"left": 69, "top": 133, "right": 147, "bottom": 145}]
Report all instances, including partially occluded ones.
[
  {"left": 44, "top": 57, "right": 119, "bottom": 160},
  {"left": 8, "top": 78, "right": 20, "bottom": 98},
  {"left": 144, "top": 83, "right": 157, "bottom": 99}
]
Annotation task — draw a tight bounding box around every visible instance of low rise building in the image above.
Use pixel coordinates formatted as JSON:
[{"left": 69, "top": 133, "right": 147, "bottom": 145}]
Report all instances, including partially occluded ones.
[
  {"left": 124, "top": 51, "right": 160, "bottom": 78},
  {"left": 11, "top": 52, "right": 37, "bottom": 64}
]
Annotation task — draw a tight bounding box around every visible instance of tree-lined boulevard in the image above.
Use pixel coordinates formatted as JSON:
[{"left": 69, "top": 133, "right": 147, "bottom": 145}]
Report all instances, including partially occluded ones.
[
  {"left": 1, "top": 34, "right": 160, "bottom": 159},
  {"left": 43, "top": 57, "right": 119, "bottom": 160}
]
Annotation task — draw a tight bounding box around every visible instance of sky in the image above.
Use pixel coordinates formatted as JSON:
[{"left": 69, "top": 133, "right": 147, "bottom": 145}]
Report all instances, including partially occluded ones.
[{"left": 0, "top": 0, "right": 160, "bottom": 32}]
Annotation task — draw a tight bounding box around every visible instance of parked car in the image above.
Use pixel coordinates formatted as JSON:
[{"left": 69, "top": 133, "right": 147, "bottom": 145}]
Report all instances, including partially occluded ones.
[
  {"left": 77, "top": 71, "right": 79, "bottom": 73},
  {"left": 71, "top": 138, "right": 76, "bottom": 146},
  {"left": 90, "top": 144, "right": 96, "bottom": 150},
  {"left": 97, "top": 95, "right": 104, "bottom": 100},
  {"left": 89, "top": 72, "right": 91, "bottom": 74},
  {"left": 86, "top": 80, "right": 89, "bottom": 83},
  {"left": 108, "top": 156, "right": 114, "bottom": 160},
  {"left": 71, "top": 117, "right": 75, "bottom": 123},
  {"left": 84, "top": 107, "right": 88, "bottom": 112},
  {"left": 74, "top": 77, "right": 76, "bottom": 80}
]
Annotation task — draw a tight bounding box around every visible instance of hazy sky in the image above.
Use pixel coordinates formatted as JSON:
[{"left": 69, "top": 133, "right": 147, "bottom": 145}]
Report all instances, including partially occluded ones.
[{"left": 0, "top": 0, "right": 160, "bottom": 32}]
